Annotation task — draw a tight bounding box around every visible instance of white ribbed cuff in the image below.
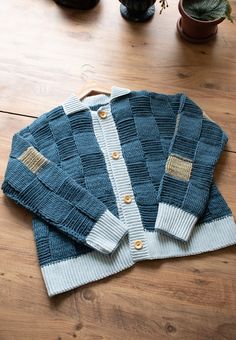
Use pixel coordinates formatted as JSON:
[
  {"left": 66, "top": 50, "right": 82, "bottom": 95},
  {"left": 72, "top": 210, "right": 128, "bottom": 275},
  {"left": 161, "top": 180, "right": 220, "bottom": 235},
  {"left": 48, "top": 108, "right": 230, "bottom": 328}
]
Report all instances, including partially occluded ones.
[
  {"left": 155, "top": 203, "right": 198, "bottom": 242},
  {"left": 86, "top": 210, "right": 128, "bottom": 254}
]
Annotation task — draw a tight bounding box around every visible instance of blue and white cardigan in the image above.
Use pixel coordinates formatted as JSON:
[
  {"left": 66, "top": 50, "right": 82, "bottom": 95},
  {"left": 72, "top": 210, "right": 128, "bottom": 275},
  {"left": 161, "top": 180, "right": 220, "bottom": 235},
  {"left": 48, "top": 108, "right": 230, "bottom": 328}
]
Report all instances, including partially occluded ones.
[{"left": 2, "top": 86, "right": 236, "bottom": 296}]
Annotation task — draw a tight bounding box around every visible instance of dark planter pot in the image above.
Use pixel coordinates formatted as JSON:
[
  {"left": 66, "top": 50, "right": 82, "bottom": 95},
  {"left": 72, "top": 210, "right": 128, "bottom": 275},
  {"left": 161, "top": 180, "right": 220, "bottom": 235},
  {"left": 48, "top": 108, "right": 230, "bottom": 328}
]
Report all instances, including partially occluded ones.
[
  {"left": 54, "top": 0, "right": 100, "bottom": 10},
  {"left": 177, "top": 0, "right": 225, "bottom": 43},
  {"left": 119, "top": 0, "right": 156, "bottom": 22}
]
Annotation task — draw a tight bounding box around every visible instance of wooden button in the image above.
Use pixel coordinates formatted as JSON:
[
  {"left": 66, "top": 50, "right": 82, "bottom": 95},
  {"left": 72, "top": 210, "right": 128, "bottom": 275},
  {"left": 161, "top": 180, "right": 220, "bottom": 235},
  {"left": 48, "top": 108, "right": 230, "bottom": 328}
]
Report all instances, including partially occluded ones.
[
  {"left": 111, "top": 151, "right": 120, "bottom": 160},
  {"left": 98, "top": 110, "right": 107, "bottom": 119},
  {"left": 123, "top": 194, "right": 132, "bottom": 204},
  {"left": 134, "top": 240, "right": 143, "bottom": 250}
]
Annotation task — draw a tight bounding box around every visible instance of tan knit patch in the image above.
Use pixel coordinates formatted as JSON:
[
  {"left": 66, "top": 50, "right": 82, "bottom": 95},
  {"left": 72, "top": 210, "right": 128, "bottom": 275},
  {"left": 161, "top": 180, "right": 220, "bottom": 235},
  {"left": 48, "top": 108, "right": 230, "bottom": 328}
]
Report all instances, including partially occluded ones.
[
  {"left": 166, "top": 154, "right": 192, "bottom": 181},
  {"left": 18, "top": 147, "right": 48, "bottom": 173}
]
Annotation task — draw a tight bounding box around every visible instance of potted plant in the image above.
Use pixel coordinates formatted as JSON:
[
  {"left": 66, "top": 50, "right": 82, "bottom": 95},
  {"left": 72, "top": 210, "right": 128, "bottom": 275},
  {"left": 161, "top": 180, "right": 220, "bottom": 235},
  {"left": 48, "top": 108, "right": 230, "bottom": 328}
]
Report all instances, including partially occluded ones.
[
  {"left": 54, "top": 0, "right": 100, "bottom": 9},
  {"left": 177, "top": 0, "right": 233, "bottom": 43},
  {"left": 119, "top": 0, "right": 168, "bottom": 22}
]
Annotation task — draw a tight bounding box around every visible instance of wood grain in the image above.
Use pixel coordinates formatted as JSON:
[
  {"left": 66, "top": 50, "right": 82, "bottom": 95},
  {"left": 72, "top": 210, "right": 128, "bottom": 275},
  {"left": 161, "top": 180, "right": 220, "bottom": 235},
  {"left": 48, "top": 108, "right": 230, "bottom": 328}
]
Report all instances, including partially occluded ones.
[{"left": 0, "top": 0, "right": 236, "bottom": 339}]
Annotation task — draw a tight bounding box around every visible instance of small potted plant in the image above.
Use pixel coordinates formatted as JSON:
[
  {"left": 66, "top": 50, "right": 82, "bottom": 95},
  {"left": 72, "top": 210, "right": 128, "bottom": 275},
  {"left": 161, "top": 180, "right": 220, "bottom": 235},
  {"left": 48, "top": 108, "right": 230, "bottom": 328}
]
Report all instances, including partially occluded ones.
[
  {"left": 177, "top": 0, "right": 233, "bottom": 43},
  {"left": 54, "top": 0, "right": 100, "bottom": 9},
  {"left": 119, "top": 0, "right": 168, "bottom": 22}
]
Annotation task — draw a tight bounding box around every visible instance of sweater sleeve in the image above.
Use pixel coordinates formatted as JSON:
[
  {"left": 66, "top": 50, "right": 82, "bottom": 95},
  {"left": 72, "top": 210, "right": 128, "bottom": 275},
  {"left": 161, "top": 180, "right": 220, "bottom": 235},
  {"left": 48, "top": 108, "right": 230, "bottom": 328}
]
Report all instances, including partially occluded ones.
[
  {"left": 2, "top": 133, "right": 128, "bottom": 255},
  {"left": 155, "top": 95, "right": 228, "bottom": 242}
]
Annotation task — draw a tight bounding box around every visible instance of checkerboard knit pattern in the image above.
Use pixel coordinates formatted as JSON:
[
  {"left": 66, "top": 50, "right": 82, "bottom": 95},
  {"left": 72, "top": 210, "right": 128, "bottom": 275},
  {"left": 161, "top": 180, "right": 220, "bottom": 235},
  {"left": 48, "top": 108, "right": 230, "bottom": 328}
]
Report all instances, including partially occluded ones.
[{"left": 2, "top": 87, "right": 235, "bottom": 296}]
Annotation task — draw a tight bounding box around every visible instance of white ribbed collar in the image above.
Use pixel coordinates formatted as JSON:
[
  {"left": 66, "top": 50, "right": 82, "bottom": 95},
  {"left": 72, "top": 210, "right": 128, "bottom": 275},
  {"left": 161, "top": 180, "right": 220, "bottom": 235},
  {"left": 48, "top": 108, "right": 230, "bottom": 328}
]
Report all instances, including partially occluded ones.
[{"left": 62, "top": 86, "right": 131, "bottom": 115}]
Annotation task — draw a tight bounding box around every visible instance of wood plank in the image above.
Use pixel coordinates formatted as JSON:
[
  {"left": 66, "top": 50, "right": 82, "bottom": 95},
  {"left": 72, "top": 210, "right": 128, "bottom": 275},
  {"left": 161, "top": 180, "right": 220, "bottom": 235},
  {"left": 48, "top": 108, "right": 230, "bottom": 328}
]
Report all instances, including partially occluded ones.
[
  {"left": 0, "top": 109, "right": 236, "bottom": 339},
  {"left": 0, "top": 0, "right": 235, "bottom": 154},
  {"left": 0, "top": 113, "right": 34, "bottom": 182}
]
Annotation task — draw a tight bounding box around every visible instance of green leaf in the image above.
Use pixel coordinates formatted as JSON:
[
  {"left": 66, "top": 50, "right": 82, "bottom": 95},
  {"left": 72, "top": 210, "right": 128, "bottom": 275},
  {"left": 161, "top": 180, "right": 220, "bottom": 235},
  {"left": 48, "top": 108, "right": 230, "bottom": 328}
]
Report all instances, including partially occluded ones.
[{"left": 183, "top": 0, "right": 234, "bottom": 22}]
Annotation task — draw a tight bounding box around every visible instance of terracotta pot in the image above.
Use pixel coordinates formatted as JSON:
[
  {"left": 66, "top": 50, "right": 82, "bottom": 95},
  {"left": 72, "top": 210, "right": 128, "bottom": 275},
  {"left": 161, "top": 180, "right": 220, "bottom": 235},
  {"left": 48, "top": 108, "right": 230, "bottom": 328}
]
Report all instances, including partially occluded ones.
[
  {"left": 54, "top": 0, "right": 100, "bottom": 10},
  {"left": 119, "top": 0, "right": 156, "bottom": 22},
  {"left": 177, "top": 0, "right": 225, "bottom": 43}
]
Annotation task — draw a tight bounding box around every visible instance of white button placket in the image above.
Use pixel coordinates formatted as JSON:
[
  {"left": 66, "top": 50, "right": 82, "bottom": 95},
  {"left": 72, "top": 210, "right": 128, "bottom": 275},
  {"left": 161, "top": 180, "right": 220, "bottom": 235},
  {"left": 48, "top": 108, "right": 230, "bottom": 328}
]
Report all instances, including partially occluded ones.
[{"left": 93, "top": 105, "right": 150, "bottom": 262}]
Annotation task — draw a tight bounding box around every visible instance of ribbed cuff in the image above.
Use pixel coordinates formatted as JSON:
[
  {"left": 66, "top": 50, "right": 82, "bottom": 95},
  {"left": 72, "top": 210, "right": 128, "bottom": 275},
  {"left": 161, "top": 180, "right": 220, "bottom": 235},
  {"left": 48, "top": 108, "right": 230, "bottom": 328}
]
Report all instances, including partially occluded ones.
[
  {"left": 85, "top": 210, "right": 128, "bottom": 254},
  {"left": 155, "top": 203, "right": 198, "bottom": 242}
]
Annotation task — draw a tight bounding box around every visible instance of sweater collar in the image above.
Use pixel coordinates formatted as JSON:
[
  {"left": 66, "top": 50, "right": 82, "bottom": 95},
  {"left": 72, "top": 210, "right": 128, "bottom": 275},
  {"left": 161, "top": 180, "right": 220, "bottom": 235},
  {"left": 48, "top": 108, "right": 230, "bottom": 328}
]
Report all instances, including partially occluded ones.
[{"left": 62, "top": 86, "right": 131, "bottom": 115}]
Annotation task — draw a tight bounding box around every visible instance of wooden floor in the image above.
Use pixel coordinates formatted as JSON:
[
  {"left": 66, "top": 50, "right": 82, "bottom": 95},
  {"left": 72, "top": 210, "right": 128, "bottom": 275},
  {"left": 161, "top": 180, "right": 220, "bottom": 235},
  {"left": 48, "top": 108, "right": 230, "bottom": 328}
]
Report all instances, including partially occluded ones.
[{"left": 0, "top": 1, "right": 236, "bottom": 339}]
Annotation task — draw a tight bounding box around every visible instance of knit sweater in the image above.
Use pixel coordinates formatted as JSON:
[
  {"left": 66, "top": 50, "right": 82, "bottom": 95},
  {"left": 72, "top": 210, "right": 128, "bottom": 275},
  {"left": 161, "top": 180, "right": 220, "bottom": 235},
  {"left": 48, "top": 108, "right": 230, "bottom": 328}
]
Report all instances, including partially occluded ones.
[{"left": 2, "top": 86, "right": 236, "bottom": 297}]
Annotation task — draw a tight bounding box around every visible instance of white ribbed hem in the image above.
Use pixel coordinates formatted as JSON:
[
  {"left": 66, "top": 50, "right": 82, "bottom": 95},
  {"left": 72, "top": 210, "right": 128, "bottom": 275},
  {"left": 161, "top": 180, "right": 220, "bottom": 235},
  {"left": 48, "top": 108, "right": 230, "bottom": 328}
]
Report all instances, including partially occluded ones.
[
  {"left": 41, "top": 215, "right": 236, "bottom": 296},
  {"left": 155, "top": 203, "right": 197, "bottom": 242},
  {"left": 86, "top": 210, "right": 128, "bottom": 254},
  {"left": 148, "top": 215, "right": 236, "bottom": 259},
  {"left": 42, "top": 236, "right": 133, "bottom": 297}
]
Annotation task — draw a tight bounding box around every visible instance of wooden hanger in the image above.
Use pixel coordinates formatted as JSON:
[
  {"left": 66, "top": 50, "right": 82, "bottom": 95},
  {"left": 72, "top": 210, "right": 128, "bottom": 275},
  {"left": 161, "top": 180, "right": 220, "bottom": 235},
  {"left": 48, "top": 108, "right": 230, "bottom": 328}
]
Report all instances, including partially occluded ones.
[{"left": 78, "top": 81, "right": 111, "bottom": 100}]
